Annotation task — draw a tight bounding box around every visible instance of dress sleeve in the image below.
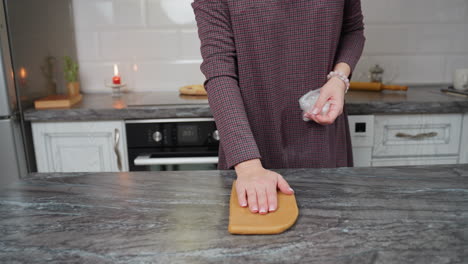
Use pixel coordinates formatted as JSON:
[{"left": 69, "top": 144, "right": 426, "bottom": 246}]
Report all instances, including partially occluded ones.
[
  {"left": 192, "top": 0, "right": 262, "bottom": 169},
  {"left": 334, "top": 0, "right": 366, "bottom": 75}
]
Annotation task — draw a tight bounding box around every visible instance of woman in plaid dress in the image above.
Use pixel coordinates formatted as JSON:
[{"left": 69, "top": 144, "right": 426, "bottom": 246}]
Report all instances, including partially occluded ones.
[{"left": 192, "top": 0, "right": 365, "bottom": 214}]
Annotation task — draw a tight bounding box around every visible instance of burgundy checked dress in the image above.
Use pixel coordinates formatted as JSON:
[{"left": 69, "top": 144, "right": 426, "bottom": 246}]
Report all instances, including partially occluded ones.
[{"left": 192, "top": 0, "right": 365, "bottom": 170}]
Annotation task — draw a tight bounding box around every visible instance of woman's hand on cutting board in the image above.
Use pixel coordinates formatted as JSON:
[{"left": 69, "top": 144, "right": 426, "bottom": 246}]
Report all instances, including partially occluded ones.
[
  {"left": 304, "top": 77, "right": 346, "bottom": 125},
  {"left": 234, "top": 159, "right": 294, "bottom": 214}
]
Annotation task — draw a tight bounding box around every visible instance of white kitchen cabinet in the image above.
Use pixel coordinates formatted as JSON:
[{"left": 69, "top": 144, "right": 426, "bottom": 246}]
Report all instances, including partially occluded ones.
[
  {"left": 348, "top": 115, "right": 374, "bottom": 167},
  {"left": 372, "top": 114, "right": 462, "bottom": 167},
  {"left": 32, "top": 121, "right": 128, "bottom": 173},
  {"left": 348, "top": 113, "right": 466, "bottom": 167},
  {"left": 460, "top": 113, "right": 468, "bottom": 164}
]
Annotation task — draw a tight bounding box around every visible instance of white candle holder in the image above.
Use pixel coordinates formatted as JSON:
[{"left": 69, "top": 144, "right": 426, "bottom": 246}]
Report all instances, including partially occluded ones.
[{"left": 105, "top": 82, "right": 127, "bottom": 97}]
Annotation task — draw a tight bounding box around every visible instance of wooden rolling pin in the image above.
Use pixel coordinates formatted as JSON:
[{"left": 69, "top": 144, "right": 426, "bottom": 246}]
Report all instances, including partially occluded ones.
[{"left": 350, "top": 82, "right": 408, "bottom": 91}]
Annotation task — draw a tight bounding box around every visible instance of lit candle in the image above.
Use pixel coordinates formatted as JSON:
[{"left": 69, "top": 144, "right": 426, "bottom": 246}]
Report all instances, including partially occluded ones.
[
  {"left": 19, "top": 67, "right": 27, "bottom": 85},
  {"left": 19, "top": 67, "right": 27, "bottom": 80},
  {"left": 112, "top": 64, "right": 121, "bottom": 85}
]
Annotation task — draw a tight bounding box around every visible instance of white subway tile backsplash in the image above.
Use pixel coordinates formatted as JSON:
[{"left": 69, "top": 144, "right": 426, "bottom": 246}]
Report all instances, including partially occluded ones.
[
  {"left": 418, "top": 24, "right": 468, "bottom": 54},
  {"left": 75, "top": 32, "right": 100, "bottom": 61},
  {"left": 180, "top": 30, "right": 202, "bottom": 60},
  {"left": 146, "top": 0, "right": 175, "bottom": 27},
  {"left": 72, "top": 0, "right": 468, "bottom": 91},
  {"left": 351, "top": 55, "right": 371, "bottom": 82},
  {"left": 131, "top": 61, "right": 205, "bottom": 91},
  {"left": 362, "top": 0, "right": 468, "bottom": 23},
  {"left": 355, "top": 55, "right": 446, "bottom": 84},
  {"left": 113, "top": 0, "right": 145, "bottom": 27},
  {"left": 147, "top": 0, "right": 197, "bottom": 27},
  {"left": 445, "top": 55, "right": 468, "bottom": 83},
  {"left": 99, "top": 30, "right": 179, "bottom": 60},
  {"left": 363, "top": 25, "right": 411, "bottom": 55},
  {"left": 364, "top": 24, "right": 468, "bottom": 55},
  {"left": 73, "top": 0, "right": 114, "bottom": 29}
]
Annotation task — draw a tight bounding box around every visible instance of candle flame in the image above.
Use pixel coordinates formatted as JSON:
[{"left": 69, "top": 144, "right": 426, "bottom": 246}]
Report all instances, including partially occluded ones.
[
  {"left": 114, "top": 64, "right": 119, "bottom": 76},
  {"left": 133, "top": 63, "right": 138, "bottom": 72},
  {"left": 19, "top": 67, "right": 27, "bottom": 79}
]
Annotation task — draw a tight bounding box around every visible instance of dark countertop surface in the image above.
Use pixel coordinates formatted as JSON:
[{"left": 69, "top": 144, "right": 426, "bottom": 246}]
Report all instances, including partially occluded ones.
[
  {"left": 24, "top": 85, "right": 468, "bottom": 121},
  {"left": 1, "top": 164, "right": 467, "bottom": 263}
]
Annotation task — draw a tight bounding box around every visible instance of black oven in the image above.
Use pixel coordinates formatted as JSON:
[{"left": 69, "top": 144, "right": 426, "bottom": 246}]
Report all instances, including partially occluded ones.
[{"left": 126, "top": 118, "right": 219, "bottom": 171}]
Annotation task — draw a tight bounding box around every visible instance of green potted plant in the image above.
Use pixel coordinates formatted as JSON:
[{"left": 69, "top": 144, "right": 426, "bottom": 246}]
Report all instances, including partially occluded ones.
[{"left": 63, "top": 56, "right": 80, "bottom": 96}]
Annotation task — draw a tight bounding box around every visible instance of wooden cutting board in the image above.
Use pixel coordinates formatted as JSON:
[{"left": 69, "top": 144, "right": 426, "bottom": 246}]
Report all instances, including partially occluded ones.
[
  {"left": 228, "top": 180, "right": 299, "bottom": 235},
  {"left": 34, "top": 94, "right": 82, "bottom": 109},
  {"left": 179, "top": 84, "right": 207, "bottom": 96},
  {"left": 350, "top": 82, "right": 408, "bottom": 91}
]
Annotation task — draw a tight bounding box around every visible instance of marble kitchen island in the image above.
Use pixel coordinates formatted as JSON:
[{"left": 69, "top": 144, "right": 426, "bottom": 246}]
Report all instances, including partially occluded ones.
[{"left": 1, "top": 165, "right": 467, "bottom": 263}]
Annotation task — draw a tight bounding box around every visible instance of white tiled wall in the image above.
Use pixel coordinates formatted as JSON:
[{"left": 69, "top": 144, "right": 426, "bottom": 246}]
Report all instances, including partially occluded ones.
[
  {"left": 73, "top": 0, "right": 468, "bottom": 93},
  {"left": 357, "top": 0, "right": 468, "bottom": 84},
  {"left": 73, "top": 0, "right": 203, "bottom": 93}
]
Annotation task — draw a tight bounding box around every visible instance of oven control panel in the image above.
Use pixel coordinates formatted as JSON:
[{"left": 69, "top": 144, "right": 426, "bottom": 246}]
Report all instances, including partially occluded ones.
[{"left": 126, "top": 118, "right": 219, "bottom": 148}]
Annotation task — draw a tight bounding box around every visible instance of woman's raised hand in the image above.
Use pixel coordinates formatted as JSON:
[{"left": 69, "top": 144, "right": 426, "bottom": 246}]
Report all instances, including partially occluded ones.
[
  {"left": 234, "top": 159, "right": 294, "bottom": 214},
  {"left": 304, "top": 76, "right": 347, "bottom": 125}
]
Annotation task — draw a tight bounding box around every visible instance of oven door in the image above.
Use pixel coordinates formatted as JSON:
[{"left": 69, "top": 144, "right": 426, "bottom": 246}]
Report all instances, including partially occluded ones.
[{"left": 128, "top": 148, "right": 219, "bottom": 171}]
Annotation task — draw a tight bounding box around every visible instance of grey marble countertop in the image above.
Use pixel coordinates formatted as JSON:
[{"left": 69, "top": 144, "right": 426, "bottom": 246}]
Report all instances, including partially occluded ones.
[
  {"left": 1, "top": 165, "right": 467, "bottom": 263},
  {"left": 24, "top": 85, "right": 468, "bottom": 121}
]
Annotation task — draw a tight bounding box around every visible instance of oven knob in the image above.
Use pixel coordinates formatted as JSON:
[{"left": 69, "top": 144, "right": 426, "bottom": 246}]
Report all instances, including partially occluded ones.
[
  {"left": 152, "top": 131, "right": 162, "bottom": 143},
  {"left": 212, "top": 130, "right": 220, "bottom": 141}
]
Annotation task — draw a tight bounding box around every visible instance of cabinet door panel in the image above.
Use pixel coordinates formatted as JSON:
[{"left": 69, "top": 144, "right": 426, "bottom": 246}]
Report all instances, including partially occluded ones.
[
  {"left": 45, "top": 131, "right": 114, "bottom": 172},
  {"left": 33, "top": 121, "right": 128, "bottom": 172},
  {"left": 373, "top": 114, "right": 462, "bottom": 158}
]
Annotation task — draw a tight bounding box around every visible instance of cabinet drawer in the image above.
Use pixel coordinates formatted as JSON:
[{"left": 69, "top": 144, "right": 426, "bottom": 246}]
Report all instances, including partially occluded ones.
[
  {"left": 373, "top": 114, "right": 462, "bottom": 158},
  {"left": 372, "top": 156, "right": 459, "bottom": 167}
]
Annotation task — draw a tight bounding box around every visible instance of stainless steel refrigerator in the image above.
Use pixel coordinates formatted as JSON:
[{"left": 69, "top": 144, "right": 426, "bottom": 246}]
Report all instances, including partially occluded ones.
[{"left": 0, "top": 0, "right": 77, "bottom": 185}]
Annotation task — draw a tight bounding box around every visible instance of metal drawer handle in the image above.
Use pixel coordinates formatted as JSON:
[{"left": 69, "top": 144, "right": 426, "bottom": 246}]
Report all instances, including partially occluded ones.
[
  {"left": 395, "top": 132, "right": 438, "bottom": 140},
  {"left": 134, "top": 155, "right": 219, "bottom": 166},
  {"left": 114, "top": 128, "right": 122, "bottom": 171}
]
